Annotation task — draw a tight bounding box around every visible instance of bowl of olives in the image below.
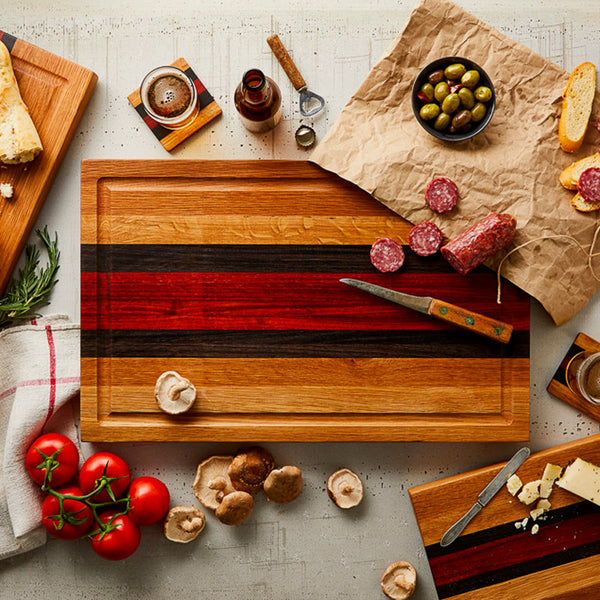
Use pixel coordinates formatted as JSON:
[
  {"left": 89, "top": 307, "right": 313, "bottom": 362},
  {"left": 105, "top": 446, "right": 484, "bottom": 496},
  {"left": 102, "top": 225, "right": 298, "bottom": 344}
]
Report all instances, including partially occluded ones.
[{"left": 412, "top": 57, "right": 495, "bottom": 141}]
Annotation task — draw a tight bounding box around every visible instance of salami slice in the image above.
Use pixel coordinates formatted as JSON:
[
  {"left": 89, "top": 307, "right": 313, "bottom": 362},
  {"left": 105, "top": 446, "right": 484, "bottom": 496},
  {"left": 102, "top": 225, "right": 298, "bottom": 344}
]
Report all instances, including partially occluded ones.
[
  {"left": 578, "top": 167, "right": 600, "bottom": 203},
  {"left": 370, "top": 237, "right": 405, "bottom": 272},
  {"left": 440, "top": 213, "right": 517, "bottom": 275},
  {"left": 425, "top": 177, "right": 459, "bottom": 213},
  {"left": 408, "top": 222, "right": 443, "bottom": 257}
]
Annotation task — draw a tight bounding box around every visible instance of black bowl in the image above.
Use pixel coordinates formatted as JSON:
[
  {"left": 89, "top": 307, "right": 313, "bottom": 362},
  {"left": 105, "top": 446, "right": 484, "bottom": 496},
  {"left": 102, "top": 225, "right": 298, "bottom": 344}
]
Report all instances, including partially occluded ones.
[{"left": 411, "top": 56, "right": 495, "bottom": 142}]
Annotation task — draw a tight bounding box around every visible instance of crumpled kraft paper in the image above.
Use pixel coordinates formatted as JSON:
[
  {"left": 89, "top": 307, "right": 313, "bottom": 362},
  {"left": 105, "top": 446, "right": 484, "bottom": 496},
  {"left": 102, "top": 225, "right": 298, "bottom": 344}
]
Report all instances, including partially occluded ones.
[{"left": 310, "top": 0, "right": 600, "bottom": 326}]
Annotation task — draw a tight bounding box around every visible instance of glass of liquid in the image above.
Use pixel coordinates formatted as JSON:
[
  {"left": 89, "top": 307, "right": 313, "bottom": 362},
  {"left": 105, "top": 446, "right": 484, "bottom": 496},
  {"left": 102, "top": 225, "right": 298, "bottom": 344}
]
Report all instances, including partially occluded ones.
[
  {"left": 140, "top": 66, "right": 199, "bottom": 129},
  {"left": 566, "top": 351, "right": 600, "bottom": 405}
]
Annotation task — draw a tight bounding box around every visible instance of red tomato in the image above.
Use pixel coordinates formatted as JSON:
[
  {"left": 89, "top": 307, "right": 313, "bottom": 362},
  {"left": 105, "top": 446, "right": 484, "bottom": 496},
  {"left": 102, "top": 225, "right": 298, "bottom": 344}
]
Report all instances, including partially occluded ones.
[
  {"left": 25, "top": 433, "right": 79, "bottom": 488},
  {"left": 42, "top": 485, "right": 93, "bottom": 540},
  {"left": 127, "top": 477, "right": 170, "bottom": 525},
  {"left": 90, "top": 511, "right": 141, "bottom": 560},
  {"left": 79, "top": 452, "right": 131, "bottom": 503}
]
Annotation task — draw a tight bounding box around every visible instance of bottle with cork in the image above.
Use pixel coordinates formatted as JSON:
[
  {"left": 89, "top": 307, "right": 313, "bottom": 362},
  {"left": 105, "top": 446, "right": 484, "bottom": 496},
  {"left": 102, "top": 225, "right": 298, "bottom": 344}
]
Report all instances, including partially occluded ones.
[{"left": 234, "top": 68, "right": 282, "bottom": 133}]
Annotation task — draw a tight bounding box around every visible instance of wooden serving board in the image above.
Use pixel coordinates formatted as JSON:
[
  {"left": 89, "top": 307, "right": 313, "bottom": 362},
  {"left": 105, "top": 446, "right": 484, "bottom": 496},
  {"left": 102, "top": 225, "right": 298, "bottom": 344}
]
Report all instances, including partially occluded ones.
[
  {"left": 409, "top": 434, "right": 600, "bottom": 600},
  {"left": 80, "top": 159, "right": 530, "bottom": 442},
  {"left": 0, "top": 31, "right": 97, "bottom": 295}
]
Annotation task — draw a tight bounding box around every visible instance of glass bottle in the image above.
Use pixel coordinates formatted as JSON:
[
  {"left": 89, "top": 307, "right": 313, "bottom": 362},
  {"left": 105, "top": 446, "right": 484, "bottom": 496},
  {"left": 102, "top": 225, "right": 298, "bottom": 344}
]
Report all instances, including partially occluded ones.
[{"left": 234, "top": 68, "right": 282, "bottom": 133}]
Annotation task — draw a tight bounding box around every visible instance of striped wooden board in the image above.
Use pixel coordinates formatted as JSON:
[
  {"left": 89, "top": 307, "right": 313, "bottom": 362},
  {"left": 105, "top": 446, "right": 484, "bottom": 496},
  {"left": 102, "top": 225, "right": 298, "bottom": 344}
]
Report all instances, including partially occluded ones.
[
  {"left": 80, "top": 159, "right": 530, "bottom": 442},
  {"left": 409, "top": 433, "right": 600, "bottom": 600},
  {"left": 0, "top": 30, "right": 97, "bottom": 295}
]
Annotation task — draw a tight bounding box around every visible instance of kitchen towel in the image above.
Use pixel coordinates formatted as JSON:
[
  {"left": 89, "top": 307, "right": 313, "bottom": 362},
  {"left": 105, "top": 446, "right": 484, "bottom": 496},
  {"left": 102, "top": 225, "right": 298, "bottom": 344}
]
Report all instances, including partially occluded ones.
[{"left": 0, "top": 315, "right": 80, "bottom": 560}]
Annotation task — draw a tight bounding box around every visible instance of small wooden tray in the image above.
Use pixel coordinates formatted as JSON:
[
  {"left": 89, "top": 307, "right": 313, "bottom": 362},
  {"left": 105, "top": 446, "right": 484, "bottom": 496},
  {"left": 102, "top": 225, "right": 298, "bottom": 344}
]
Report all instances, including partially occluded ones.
[
  {"left": 547, "top": 332, "right": 600, "bottom": 421},
  {"left": 127, "top": 58, "right": 221, "bottom": 152}
]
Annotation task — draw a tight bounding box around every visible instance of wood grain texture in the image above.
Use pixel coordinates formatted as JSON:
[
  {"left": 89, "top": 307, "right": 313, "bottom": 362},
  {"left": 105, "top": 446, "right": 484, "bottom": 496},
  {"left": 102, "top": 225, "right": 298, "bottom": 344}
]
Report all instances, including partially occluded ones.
[
  {"left": 0, "top": 33, "right": 97, "bottom": 295},
  {"left": 267, "top": 35, "right": 306, "bottom": 90},
  {"left": 80, "top": 159, "right": 530, "bottom": 442},
  {"left": 409, "top": 433, "right": 600, "bottom": 599}
]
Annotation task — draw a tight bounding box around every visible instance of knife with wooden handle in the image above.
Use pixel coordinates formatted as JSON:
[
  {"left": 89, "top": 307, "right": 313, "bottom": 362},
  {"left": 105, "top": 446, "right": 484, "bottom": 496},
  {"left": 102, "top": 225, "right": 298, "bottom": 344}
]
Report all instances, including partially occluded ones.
[{"left": 339, "top": 278, "right": 513, "bottom": 344}]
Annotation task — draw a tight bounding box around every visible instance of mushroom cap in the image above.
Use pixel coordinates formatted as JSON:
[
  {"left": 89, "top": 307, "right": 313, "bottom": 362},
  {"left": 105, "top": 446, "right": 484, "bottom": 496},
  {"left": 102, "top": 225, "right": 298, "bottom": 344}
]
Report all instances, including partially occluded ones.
[
  {"left": 228, "top": 446, "right": 275, "bottom": 494},
  {"left": 155, "top": 371, "right": 197, "bottom": 415},
  {"left": 163, "top": 506, "right": 206, "bottom": 543},
  {"left": 380, "top": 561, "right": 417, "bottom": 600},
  {"left": 263, "top": 465, "right": 303, "bottom": 504},
  {"left": 193, "top": 455, "right": 236, "bottom": 510},
  {"left": 327, "top": 468, "right": 364, "bottom": 509},
  {"left": 215, "top": 491, "right": 254, "bottom": 526}
]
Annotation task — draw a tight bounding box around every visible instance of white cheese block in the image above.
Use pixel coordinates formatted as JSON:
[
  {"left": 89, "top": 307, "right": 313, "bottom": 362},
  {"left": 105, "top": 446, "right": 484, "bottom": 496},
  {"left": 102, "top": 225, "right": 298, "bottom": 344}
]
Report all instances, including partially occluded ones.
[
  {"left": 506, "top": 474, "right": 522, "bottom": 496},
  {"left": 517, "top": 480, "right": 541, "bottom": 505},
  {"left": 556, "top": 458, "right": 600, "bottom": 506},
  {"left": 539, "top": 463, "right": 563, "bottom": 499}
]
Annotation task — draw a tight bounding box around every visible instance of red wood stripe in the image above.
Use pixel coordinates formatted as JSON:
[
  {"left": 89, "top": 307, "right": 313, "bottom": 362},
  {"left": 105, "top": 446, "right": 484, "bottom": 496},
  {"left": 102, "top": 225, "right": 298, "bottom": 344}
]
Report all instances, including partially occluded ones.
[
  {"left": 81, "top": 272, "right": 528, "bottom": 331},
  {"left": 429, "top": 510, "right": 600, "bottom": 588}
]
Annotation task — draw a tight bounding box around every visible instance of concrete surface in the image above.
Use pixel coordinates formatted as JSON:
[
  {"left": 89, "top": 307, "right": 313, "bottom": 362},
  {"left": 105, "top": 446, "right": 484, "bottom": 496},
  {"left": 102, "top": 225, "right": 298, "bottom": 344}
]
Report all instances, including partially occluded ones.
[{"left": 1, "top": 1, "right": 599, "bottom": 598}]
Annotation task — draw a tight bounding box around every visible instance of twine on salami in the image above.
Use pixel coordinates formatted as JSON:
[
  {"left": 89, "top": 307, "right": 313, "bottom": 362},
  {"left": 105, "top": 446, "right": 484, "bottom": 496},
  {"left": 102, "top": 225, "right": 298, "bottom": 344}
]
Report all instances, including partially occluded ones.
[{"left": 496, "top": 225, "right": 600, "bottom": 304}]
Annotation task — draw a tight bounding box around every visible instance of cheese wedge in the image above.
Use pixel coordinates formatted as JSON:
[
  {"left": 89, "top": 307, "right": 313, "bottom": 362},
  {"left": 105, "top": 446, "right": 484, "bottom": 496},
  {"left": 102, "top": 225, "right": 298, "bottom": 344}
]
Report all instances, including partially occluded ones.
[
  {"left": 0, "top": 41, "right": 42, "bottom": 164},
  {"left": 556, "top": 458, "right": 600, "bottom": 505}
]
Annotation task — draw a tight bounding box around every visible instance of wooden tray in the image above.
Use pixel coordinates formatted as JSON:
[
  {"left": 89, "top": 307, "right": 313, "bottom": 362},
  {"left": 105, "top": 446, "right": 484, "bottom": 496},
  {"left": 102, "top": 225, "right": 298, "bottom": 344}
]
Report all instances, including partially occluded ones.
[
  {"left": 80, "top": 160, "right": 530, "bottom": 442},
  {"left": 0, "top": 31, "right": 97, "bottom": 295},
  {"left": 409, "top": 434, "right": 600, "bottom": 600}
]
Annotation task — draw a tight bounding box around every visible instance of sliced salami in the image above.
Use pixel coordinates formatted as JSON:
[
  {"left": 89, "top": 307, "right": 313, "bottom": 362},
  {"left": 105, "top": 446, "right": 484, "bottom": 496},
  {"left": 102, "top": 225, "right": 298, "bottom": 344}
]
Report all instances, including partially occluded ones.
[
  {"left": 408, "top": 222, "right": 443, "bottom": 257},
  {"left": 578, "top": 167, "right": 600, "bottom": 203},
  {"left": 370, "top": 237, "right": 405, "bottom": 272},
  {"left": 425, "top": 177, "right": 459, "bottom": 213}
]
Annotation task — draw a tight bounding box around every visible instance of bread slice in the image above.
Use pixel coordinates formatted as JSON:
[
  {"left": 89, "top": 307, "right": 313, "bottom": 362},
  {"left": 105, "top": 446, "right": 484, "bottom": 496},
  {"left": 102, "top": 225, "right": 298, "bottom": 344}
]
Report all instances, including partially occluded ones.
[
  {"left": 560, "top": 153, "right": 600, "bottom": 189},
  {"left": 559, "top": 62, "right": 596, "bottom": 153},
  {"left": 0, "top": 41, "right": 43, "bottom": 164},
  {"left": 571, "top": 191, "right": 600, "bottom": 213}
]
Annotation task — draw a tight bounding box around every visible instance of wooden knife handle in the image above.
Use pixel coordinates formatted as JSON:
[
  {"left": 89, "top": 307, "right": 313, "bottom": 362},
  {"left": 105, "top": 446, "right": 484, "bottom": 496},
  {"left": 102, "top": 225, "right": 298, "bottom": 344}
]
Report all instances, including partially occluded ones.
[
  {"left": 267, "top": 34, "right": 306, "bottom": 90},
  {"left": 428, "top": 298, "right": 513, "bottom": 344}
]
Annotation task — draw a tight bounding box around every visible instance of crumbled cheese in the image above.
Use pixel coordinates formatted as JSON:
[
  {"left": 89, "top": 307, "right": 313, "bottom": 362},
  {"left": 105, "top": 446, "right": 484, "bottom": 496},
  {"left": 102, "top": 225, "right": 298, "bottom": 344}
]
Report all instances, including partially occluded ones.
[
  {"left": 514, "top": 521, "right": 522, "bottom": 529},
  {"left": 517, "top": 480, "right": 542, "bottom": 505},
  {"left": 0, "top": 183, "right": 13, "bottom": 199},
  {"left": 530, "top": 499, "right": 551, "bottom": 521},
  {"left": 557, "top": 458, "right": 600, "bottom": 506},
  {"left": 531, "top": 524, "right": 539, "bottom": 535},
  {"left": 540, "top": 463, "right": 563, "bottom": 499},
  {"left": 506, "top": 474, "right": 522, "bottom": 496},
  {"left": 521, "top": 517, "right": 529, "bottom": 528}
]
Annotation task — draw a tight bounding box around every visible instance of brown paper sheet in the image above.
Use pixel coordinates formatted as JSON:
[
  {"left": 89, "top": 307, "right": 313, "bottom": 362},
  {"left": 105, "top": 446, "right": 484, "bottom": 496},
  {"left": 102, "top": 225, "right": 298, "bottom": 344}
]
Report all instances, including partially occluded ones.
[{"left": 310, "top": 0, "right": 600, "bottom": 326}]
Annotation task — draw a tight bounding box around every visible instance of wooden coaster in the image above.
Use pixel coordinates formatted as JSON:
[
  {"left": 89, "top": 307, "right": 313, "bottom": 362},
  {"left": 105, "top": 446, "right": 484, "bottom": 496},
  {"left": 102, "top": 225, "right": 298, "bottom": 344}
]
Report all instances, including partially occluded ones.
[
  {"left": 547, "top": 332, "right": 600, "bottom": 421},
  {"left": 128, "top": 58, "right": 221, "bottom": 152}
]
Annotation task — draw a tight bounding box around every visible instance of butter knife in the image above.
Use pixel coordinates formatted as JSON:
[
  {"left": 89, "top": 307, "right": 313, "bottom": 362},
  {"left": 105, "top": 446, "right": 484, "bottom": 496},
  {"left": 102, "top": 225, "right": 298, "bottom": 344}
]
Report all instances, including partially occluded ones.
[
  {"left": 339, "top": 278, "right": 513, "bottom": 344},
  {"left": 439, "top": 446, "right": 531, "bottom": 547}
]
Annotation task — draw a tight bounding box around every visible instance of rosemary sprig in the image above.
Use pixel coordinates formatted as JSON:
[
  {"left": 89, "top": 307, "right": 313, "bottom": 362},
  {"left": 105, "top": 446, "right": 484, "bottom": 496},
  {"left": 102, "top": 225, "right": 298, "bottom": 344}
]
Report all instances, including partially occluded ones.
[{"left": 0, "top": 226, "right": 60, "bottom": 328}]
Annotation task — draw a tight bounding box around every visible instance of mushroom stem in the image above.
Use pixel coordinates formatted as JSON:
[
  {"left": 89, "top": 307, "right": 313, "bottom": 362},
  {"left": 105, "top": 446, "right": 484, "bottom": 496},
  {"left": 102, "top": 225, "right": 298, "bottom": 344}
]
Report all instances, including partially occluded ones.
[
  {"left": 168, "top": 381, "right": 189, "bottom": 402},
  {"left": 208, "top": 476, "right": 227, "bottom": 491},
  {"left": 180, "top": 517, "right": 203, "bottom": 533},
  {"left": 341, "top": 485, "right": 354, "bottom": 495}
]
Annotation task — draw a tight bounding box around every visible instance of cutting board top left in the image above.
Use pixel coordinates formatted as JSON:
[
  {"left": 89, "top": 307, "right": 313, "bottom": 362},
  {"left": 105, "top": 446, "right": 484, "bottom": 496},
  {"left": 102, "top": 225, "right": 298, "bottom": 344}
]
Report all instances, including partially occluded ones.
[{"left": 0, "top": 31, "right": 97, "bottom": 295}]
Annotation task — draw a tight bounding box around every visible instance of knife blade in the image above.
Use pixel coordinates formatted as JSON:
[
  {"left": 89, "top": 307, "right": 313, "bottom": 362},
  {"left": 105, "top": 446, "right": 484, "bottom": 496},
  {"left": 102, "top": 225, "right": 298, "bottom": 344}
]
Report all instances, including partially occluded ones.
[
  {"left": 439, "top": 446, "right": 531, "bottom": 547},
  {"left": 339, "top": 278, "right": 513, "bottom": 344}
]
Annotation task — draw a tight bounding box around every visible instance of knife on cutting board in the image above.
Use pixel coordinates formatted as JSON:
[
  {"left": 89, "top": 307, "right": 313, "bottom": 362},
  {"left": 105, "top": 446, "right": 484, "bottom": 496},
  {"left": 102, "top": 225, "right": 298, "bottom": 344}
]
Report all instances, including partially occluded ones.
[
  {"left": 439, "top": 446, "right": 531, "bottom": 547},
  {"left": 339, "top": 278, "right": 513, "bottom": 344}
]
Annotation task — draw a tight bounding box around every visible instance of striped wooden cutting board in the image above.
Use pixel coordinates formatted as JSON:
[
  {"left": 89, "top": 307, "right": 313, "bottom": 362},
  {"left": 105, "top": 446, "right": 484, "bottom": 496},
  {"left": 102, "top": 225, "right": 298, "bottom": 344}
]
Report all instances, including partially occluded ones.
[{"left": 80, "top": 160, "right": 530, "bottom": 442}]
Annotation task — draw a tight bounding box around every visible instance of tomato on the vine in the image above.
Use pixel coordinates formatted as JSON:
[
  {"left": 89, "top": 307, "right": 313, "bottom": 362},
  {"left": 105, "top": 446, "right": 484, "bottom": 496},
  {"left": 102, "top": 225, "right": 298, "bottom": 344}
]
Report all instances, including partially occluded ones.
[
  {"left": 42, "top": 485, "right": 93, "bottom": 540},
  {"left": 127, "top": 476, "right": 170, "bottom": 525},
  {"left": 79, "top": 452, "right": 131, "bottom": 503},
  {"left": 90, "top": 511, "right": 141, "bottom": 560},
  {"left": 25, "top": 433, "right": 79, "bottom": 487}
]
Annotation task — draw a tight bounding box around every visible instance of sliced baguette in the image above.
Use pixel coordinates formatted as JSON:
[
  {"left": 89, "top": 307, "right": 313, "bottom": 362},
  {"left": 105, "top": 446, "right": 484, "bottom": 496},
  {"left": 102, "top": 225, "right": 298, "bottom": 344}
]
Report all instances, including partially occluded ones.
[
  {"left": 560, "top": 153, "right": 600, "bottom": 189},
  {"left": 571, "top": 191, "right": 600, "bottom": 213},
  {"left": 0, "top": 41, "right": 43, "bottom": 164},
  {"left": 558, "top": 62, "right": 596, "bottom": 153}
]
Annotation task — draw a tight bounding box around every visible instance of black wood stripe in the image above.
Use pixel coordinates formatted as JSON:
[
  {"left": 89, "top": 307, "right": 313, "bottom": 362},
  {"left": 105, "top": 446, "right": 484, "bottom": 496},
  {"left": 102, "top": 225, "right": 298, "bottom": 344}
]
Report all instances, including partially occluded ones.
[
  {"left": 81, "top": 244, "right": 479, "bottom": 274},
  {"left": 0, "top": 31, "right": 17, "bottom": 53},
  {"left": 81, "top": 329, "right": 529, "bottom": 358},
  {"left": 551, "top": 340, "right": 585, "bottom": 387}
]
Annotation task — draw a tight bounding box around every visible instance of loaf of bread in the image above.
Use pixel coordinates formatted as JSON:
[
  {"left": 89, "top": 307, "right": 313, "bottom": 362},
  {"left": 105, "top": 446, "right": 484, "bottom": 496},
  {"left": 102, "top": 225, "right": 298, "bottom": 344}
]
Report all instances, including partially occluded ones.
[
  {"left": 560, "top": 153, "right": 600, "bottom": 189},
  {"left": 558, "top": 62, "right": 596, "bottom": 153},
  {"left": 0, "top": 41, "right": 42, "bottom": 164}
]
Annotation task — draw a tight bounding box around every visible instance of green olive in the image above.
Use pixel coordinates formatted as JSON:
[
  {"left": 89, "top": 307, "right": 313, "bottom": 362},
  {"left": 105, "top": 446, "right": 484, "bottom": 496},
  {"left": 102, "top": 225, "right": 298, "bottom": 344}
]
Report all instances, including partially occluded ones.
[
  {"left": 419, "top": 103, "right": 441, "bottom": 121},
  {"left": 444, "top": 63, "right": 466, "bottom": 80},
  {"left": 471, "top": 102, "right": 487, "bottom": 122},
  {"left": 452, "top": 109, "right": 472, "bottom": 129},
  {"left": 434, "top": 81, "right": 450, "bottom": 103},
  {"left": 458, "top": 87, "right": 475, "bottom": 110},
  {"left": 433, "top": 112, "right": 451, "bottom": 131},
  {"left": 428, "top": 69, "right": 445, "bottom": 85},
  {"left": 441, "top": 92, "right": 460, "bottom": 114},
  {"left": 461, "top": 70, "right": 480, "bottom": 89},
  {"left": 421, "top": 82, "right": 434, "bottom": 101},
  {"left": 474, "top": 86, "right": 493, "bottom": 102}
]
